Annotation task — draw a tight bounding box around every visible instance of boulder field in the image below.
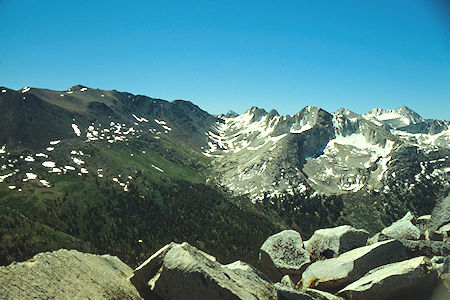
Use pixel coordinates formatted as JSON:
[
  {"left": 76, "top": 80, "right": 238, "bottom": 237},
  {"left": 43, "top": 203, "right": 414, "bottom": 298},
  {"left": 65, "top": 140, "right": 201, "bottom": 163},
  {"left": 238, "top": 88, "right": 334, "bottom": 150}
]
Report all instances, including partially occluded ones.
[{"left": 1, "top": 208, "right": 449, "bottom": 299}]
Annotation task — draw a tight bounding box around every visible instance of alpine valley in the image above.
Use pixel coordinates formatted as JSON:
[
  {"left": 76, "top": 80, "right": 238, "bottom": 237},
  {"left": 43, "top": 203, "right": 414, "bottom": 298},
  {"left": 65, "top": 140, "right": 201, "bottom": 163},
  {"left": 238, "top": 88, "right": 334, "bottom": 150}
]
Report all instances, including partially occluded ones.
[{"left": 0, "top": 85, "right": 449, "bottom": 270}]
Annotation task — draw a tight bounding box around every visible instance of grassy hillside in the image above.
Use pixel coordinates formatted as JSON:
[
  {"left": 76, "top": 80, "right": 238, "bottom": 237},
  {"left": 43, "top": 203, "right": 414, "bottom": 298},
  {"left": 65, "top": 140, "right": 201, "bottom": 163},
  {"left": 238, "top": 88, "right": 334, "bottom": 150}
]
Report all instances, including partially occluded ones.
[{"left": 0, "top": 135, "right": 285, "bottom": 267}]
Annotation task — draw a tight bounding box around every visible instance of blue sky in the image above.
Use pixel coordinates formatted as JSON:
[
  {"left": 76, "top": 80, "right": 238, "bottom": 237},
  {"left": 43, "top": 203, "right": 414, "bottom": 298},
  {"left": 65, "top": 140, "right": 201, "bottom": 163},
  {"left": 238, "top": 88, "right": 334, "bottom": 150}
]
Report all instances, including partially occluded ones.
[{"left": 1, "top": 0, "right": 449, "bottom": 119}]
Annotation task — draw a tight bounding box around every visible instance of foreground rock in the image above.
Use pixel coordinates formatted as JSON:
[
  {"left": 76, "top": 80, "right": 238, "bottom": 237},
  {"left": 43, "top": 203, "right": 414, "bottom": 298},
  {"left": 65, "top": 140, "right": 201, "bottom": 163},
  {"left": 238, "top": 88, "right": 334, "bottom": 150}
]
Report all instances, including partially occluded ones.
[
  {"left": 274, "top": 284, "right": 315, "bottom": 300},
  {"left": 258, "top": 230, "right": 311, "bottom": 282},
  {"left": 274, "top": 276, "right": 343, "bottom": 300},
  {"left": 368, "top": 212, "right": 420, "bottom": 244},
  {"left": 430, "top": 193, "right": 450, "bottom": 232},
  {"left": 304, "top": 225, "right": 369, "bottom": 261},
  {"left": 0, "top": 249, "right": 141, "bottom": 299},
  {"left": 337, "top": 256, "right": 438, "bottom": 300},
  {"left": 304, "top": 289, "right": 344, "bottom": 300},
  {"left": 301, "top": 240, "right": 409, "bottom": 293},
  {"left": 399, "top": 240, "right": 450, "bottom": 258},
  {"left": 131, "top": 242, "right": 276, "bottom": 300}
]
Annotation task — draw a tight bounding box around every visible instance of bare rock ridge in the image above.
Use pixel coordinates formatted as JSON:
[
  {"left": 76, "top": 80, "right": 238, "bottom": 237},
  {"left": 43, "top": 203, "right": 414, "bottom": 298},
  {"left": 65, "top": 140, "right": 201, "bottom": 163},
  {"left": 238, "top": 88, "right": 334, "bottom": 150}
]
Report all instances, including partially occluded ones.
[
  {"left": 1, "top": 85, "right": 448, "bottom": 202},
  {"left": 206, "top": 103, "right": 449, "bottom": 200},
  {"left": 2, "top": 209, "right": 449, "bottom": 299}
]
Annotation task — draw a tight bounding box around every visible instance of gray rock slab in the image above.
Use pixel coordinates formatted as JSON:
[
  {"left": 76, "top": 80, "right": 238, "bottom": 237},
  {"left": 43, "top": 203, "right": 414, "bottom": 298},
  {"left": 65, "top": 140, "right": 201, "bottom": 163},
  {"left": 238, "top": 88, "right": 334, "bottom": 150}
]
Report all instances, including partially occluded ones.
[
  {"left": 337, "top": 256, "right": 438, "bottom": 300},
  {"left": 381, "top": 211, "right": 421, "bottom": 240},
  {"left": 430, "top": 193, "right": 450, "bottom": 232},
  {"left": 300, "top": 239, "right": 409, "bottom": 293},
  {"left": 0, "top": 249, "right": 142, "bottom": 300},
  {"left": 399, "top": 240, "right": 450, "bottom": 258},
  {"left": 304, "top": 288, "right": 345, "bottom": 300},
  {"left": 258, "top": 230, "right": 311, "bottom": 282},
  {"left": 274, "top": 284, "right": 315, "bottom": 300},
  {"left": 131, "top": 242, "right": 276, "bottom": 300},
  {"left": 304, "top": 225, "right": 369, "bottom": 261}
]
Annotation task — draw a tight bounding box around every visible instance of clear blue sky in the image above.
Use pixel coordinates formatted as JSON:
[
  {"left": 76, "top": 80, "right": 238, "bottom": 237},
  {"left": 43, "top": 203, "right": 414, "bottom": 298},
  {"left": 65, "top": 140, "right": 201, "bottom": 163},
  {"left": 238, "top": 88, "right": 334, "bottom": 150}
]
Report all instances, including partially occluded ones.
[{"left": 1, "top": 0, "right": 449, "bottom": 119}]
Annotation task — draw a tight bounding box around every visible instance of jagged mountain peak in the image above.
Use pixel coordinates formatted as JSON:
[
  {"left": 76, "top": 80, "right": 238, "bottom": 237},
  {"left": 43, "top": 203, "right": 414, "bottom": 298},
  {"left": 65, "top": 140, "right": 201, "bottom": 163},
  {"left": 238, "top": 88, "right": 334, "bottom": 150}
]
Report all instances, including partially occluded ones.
[
  {"left": 335, "top": 107, "right": 359, "bottom": 118},
  {"left": 223, "top": 110, "right": 239, "bottom": 117},
  {"left": 363, "top": 106, "right": 424, "bottom": 126},
  {"left": 204, "top": 102, "right": 448, "bottom": 201},
  {"left": 361, "top": 105, "right": 450, "bottom": 138}
]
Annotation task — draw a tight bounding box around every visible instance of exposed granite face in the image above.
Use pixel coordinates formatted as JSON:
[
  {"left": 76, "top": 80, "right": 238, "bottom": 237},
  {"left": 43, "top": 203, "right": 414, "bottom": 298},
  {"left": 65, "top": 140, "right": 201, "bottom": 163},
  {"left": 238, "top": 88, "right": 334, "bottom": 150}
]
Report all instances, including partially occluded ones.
[
  {"left": 301, "top": 240, "right": 409, "bottom": 293},
  {"left": 131, "top": 242, "right": 277, "bottom": 300},
  {"left": 304, "top": 225, "right": 369, "bottom": 261},
  {"left": 0, "top": 249, "right": 142, "bottom": 300},
  {"left": 337, "top": 257, "right": 438, "bottom": 300},
  {"left": 258, "top": 230, "right": 311, "bottom": 282}
]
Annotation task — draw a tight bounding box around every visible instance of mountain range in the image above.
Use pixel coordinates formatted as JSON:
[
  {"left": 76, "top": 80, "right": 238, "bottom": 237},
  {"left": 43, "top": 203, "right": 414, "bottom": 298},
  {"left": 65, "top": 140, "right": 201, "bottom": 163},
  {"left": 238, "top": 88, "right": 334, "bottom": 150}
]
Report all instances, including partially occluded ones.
[{"left": 0, "top": 85, "right": 448, "bottom": 267}]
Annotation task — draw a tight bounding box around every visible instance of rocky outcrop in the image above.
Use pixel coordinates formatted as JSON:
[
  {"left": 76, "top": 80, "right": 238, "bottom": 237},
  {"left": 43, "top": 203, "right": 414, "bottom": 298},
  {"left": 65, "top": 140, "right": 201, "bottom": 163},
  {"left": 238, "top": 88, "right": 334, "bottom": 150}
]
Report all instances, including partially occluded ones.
[
  {"left": 0, "top": 249, "right": 142, "bottom": 299},
  {"left": 275, "top": 275, "right": 344, "bottom": 300},
  {"left": 304, "top": 225, "right": 369, "bottom": 261},
  {"left": 367, "top": 212, "right": 422, "bottom": 245},
  {"left": 304, "top": 289, "right": 345, "bottom": 300},
  {"left": 437, "top": 223, "right": 450, "bottom": 243},
  {"left": 337, "top": 256, "right": 438, "bottom": 300},
  {"left": 382, "top": 212, "right": 420, "bottom": 239},
  {"left": 258, "top": 230, "right": 311, "bottom": 282},
  {"left": 131, "top": 242, "right": 276, "bottom": 300},
  {"left": 429, "top": 193, "right": 450, "bottom": 232},
  {"left": 416, "top": 215, "right": 431, "bottom": 233},
  {"left": 274, "top": 284, "right": 315, "bottom": 300},
  {"left": 431, "top": 255, "right": 450, "bottom": 296},
  {"left": 399, "top": 240, "right": 450, "bottom": 258},
  {"left": 300, "top": 240, "right": 409, "bottom": 293}
]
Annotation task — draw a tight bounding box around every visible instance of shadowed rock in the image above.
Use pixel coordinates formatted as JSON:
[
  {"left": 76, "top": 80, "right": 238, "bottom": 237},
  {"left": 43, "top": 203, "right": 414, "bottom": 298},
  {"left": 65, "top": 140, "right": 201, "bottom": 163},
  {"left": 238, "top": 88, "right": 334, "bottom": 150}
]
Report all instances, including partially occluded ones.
[
  {"left": 304, "top": 289, "right": 345, "bottom": 300},
  {"left": 430, "top": 193, "right": 450, "bottom": 232},
  {"left": 304, "top": 225, "right": 369, "bottom": 261},
  {"left": 399, "top": 240, "right": 450, "bottom": 258}
]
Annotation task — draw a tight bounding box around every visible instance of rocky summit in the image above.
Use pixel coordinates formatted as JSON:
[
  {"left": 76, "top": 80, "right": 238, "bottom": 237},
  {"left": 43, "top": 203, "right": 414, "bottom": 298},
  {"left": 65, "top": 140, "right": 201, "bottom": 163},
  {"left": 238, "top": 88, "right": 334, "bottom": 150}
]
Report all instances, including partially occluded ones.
[{"left": 0, "top": 85, "right": 449, "bottom": 298}]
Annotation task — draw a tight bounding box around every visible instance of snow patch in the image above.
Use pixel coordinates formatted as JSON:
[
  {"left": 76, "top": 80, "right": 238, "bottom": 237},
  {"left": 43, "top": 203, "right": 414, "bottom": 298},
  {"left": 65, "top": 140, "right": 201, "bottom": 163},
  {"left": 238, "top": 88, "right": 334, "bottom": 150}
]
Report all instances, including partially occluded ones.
[
  {"left": 72, "top": 124, "right": 81, "bottom": 136},
  {"left": 290, "top": 124, "right": 312, "bottom": 134},
  {"left": 0, "top": 173, "right": 14, "bottom": 182},
  {"left": 25, "top": 173, "right": 37, "bottom": 180},
  {"left": 154, "top": 119, "right": 167, "bottom": 125},
  {"left": 71, "top": 157, "right": 85, "bottom": 165},
  {"left": 151, "top": 164, "right": 164, "bottom": 172},
  {"left": 133, "top": 114, "right": 149, "bottom": 123},
  {"left": 40, "top": 180, "right": 51, "bottom": 187},
  {"left": 42, "top": 161, "right": 56, "bottom": 168}
]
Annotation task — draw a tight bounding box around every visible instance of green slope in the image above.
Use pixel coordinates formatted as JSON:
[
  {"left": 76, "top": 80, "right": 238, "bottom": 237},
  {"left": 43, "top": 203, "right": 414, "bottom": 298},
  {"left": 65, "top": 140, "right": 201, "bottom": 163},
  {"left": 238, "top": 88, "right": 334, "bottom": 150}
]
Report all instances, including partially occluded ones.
[{"left": 0, "top": 134, "right": 284, "bottom": 267}]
